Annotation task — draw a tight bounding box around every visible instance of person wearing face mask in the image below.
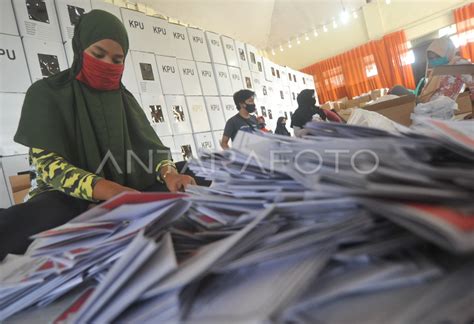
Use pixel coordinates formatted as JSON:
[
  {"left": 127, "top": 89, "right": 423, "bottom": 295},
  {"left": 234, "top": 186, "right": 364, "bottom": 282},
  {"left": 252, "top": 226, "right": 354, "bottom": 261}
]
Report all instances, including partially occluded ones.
[
  {"left": 291, "top": 89, "right": 342, "bottom": 137},
  {"left": 275, "top": 117, "right": 291, "bottom": 136},
  {"left": 221, "top": 89, "right": 258, "bottom": 149},
  {"left": 0, "top": 10, "right": 196, "bottom": 258},
  {"left": 418, "top": 36, "right": 473, "bottom": 103},
  {"left": 256, "top": 116, "right": 272, "bottom": 133}
]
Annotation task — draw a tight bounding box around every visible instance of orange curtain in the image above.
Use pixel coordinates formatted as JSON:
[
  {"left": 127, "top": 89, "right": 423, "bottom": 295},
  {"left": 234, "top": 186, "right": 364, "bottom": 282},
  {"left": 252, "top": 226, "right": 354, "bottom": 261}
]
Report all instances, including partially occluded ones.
[
  {"left": 454, "top": 2, "right": 474, "bottom": 62},
  {"left": 301, "top": 30, "right": 415, "bottom": 103},
  {"left": 382, "top": 32, "right": 416, "bottom": 89}
]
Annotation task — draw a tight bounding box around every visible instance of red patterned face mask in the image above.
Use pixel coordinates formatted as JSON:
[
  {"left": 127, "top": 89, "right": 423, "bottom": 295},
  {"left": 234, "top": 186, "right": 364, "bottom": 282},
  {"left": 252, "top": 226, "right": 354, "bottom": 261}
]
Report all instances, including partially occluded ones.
[{"left": 76, "top": 52, "right": 124, "bottom": 90}]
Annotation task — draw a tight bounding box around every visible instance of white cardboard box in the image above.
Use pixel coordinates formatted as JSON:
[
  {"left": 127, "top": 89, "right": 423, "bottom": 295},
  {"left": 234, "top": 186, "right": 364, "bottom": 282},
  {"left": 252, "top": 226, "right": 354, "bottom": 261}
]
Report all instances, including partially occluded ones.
[
  {"left": 148, "top": 15, "right": 175, "bottom": 57},
  {"left": 168, "top": 23, "right": 193, "bottom": 60},
  {"left": 196, "top": 62, "right": 218, "bottom": 96},
  {"left": 228, "top": 66, "right": 244, "bottom": 94},
  {"left": 0, "top": 93, "right": 28, "bottom": 156},
  {"left": 158, "top": 135, "right": 176, "bottom": 160},
  {"left": 90, "top": 0, "right": 122, "bottom": 20},
  {"left": 54, "top": 0, "right": 91, "bottom": 42},
  {"left": 213, "top": 63, "right": 233, "bottom": 96},
  {"left": 221, "top": 36, "right": 239, "bottom": 67},
  {"left": 177, "top": 59, "right": 201, "bottom": 96},
  {"left": 185, "top": 96, "right": 211, "bottom": 133},
  {"left": 205, "top": 31, "right": 226, "bottom": 64},
  {"left": 0, "top": 35, "right": 31, "bottom": 93},
  {"left": 194, "top": 132, "right": 215, "bottom": 151},
  {"left": 12, "top": 0, "right": 62, "bottom": 41},
  {"left": 140, "top": 94, "right": 173, "bottom": 137},
  {"left": 173, "top": 133, "right": 197, "bottom": 161},
  {"left": 155, "top": 55, "right": 183, "bottom": 95},
  {"left": 22, "top": 38, "right": 68, "bottom": 82},
  {"left": 212, "top": 130, "right": 224, "bottom": 150},
  {"left": 220, "top": 96, "right": 237, "bottom": 120},
  {"left": 245, "top": 43, "right": 259, "bottom": 73},
  {"left": 2, "top": 0, "right": 19, "bottom": 36},
  {"left": 164, "top": 95, "right": 192, "bottom": 135},
  {"left": 122, "top": 54, "right": 139, "bottom": 93},
  {"left": 187, "top": 27, "right": 210, "bottom": 62},
  {"left": 262, "top": 57, "right": 274, "bottom": 82},
  {"left": 251, "top": 71, "right": 264, "bottom": 97},
  {"left": 120, "top": 8, "right": 154, "bottom": 53},
  {"left": 204, "top": 96, "right": 226, "bottom": 131},
  {"left": 234, "top": 39, "right": 249, "bottom": 71},
  {"left": 130, "top": 51, "right": 163, "bottom": 94},
  {"left": 240, "top": 69, "right": 253, "bottom": 90}
]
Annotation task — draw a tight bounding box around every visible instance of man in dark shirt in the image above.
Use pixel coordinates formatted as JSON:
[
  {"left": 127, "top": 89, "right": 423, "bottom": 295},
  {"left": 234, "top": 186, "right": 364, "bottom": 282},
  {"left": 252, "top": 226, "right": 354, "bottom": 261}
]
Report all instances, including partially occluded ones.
[{"left": 221, "top": 89, "right": 258, "bottom": 149}]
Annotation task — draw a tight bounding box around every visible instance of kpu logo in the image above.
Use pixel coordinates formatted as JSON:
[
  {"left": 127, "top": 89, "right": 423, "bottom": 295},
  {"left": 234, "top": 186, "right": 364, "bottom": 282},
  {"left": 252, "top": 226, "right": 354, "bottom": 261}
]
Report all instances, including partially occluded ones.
[
  {"left": 225, "top": 44, "right": 234, "bottom": 51},
  {"left": 0, "top": 49, "right": 16, "bottom": 60},
  {"left": 201, "top": 70, "right": 212, "bottom": 77},
  {"left": 232, "top": 74, "right": 240, "bottom": 80},
  {"left": 193, "top": 36, "right": 203, "bottom": 44},
  {"left": 173, "top": 32, "right": 185, "bottom": 40},
  {"left": 210, "top": 104, "right": 220, "bottom": 111},
  {"left": 162, "top": 65, "right": 175, "bottom": 73},
  {"left": 211, "top": 39, "right": 220, "bottom": 47},
  {"left": 218, "top": 72, "right": 227, "bottom": 78},
  {"left": 153, "top": 26, "right": 166, "bottom": 35},
  {"left": 183, "top": 68, "right": 195, "bottom": 76},
  {"left": 129, "top": 20, "right": 144, "bottom": 30}
]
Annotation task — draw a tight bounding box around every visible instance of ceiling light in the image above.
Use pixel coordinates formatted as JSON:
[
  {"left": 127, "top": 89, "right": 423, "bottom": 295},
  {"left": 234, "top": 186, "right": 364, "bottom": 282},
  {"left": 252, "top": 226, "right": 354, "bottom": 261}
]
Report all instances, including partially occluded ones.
[
  {"left": 305, "top": 33, "right": 309, "bottom": 41},
  {"left": 340, "top": 10, "right": 349, "bottom": 24},
  {"left": 280, "top": 45, "right": 284, "bottom": 52},
  {"left": 353, "top": 11, "right": 358, "bottom": 19},
  {"left": 296, "top": 37, "right": 301, "bottom": 45},
  {"left": 313, "top": 29, "right": 319, "bottom": 37},
  {"left": 288, "top": 41, "right": 292, "bottom": 48},
  {"left": 323, "top": 25, "right": 328, "bottom": 32},
  {"left": 385, "top": 0, "right": 391, "bottom": 4},
  {"left": 333, "top": 19, "right": 338, "bottom": 29},
  {"left": 271, "top": 49, "right": 276, "bottom": 56}
]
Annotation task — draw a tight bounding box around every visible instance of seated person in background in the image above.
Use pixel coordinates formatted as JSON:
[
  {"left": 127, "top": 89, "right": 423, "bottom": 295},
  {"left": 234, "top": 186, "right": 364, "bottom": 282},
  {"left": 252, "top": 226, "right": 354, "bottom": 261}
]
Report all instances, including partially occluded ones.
[
  {"left": 0, "top": 10, "right": 195, "bottom": 258},
  {"left": 221, "top": 90, "right": 258, "bottom": 149},
  {"left": 291, "top": 89, "right": 342, "bottom": 137},
  {"left": 418, "top": 36, "right": 473, "bottom": 103},
  {"left": 275, "top": 117, "right": 291, "bottom": 136},
  {"left": 257, "top": 116, "right": 272, "bottom": 133}
]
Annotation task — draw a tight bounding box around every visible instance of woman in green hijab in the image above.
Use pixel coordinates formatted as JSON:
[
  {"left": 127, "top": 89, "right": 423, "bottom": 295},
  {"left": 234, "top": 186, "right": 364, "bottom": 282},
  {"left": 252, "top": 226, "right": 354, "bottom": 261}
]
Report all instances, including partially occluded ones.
[{"left": 0, "top": 10, "right": 195, "bottom": 258}]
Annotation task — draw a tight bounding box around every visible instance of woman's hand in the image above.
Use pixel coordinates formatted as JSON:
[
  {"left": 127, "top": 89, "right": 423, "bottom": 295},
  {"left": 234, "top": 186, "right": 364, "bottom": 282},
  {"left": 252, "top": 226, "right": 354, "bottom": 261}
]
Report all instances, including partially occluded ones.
[
  {"left": 164, "top": 173, "right": 196, "bottom": 192},
  {"left": 92, "top": 179, "right": 138, "bottom": 201}
]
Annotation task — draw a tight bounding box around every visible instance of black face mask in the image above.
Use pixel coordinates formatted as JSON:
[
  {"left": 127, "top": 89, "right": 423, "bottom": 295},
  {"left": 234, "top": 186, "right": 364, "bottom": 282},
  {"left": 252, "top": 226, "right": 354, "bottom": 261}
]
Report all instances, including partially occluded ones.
[
  {"left": 258, "top": 123, "right": 265, "bottom": 129},
  {"left": 244, "top": 104, "right": 256, "bottom": 113}
]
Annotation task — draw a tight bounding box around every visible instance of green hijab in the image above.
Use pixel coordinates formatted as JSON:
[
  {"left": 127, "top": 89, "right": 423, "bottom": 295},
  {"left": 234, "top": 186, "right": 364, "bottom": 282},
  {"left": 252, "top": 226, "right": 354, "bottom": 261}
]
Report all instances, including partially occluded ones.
[{"left": 14, "top": 10, "right": 170, "bottom": 191}]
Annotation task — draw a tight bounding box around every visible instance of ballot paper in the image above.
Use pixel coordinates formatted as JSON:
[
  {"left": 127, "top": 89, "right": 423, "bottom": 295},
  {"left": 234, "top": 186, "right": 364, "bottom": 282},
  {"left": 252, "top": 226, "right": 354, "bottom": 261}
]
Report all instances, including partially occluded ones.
[{"left": 2, "top": 118, "right": 474, "bottom": 322}]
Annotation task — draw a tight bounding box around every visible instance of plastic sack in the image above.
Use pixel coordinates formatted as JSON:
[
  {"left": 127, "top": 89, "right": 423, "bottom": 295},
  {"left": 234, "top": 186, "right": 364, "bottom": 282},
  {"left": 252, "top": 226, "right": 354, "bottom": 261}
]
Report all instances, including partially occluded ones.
[
  {"left": 412, "top": 96, "right": 458, "bottom": 122},
  {"left": 347, "top": 108, "right": 410, "bottom": 134}
]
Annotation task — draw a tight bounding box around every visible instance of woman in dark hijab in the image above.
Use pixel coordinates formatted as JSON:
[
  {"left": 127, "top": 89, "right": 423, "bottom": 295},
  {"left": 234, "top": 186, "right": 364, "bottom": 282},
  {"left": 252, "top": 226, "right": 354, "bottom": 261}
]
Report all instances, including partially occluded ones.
[
  {"left": 0, "top": 10, "right": 195, "bottom": 257},
  {"left": 275, "top": 117, "right": 291, "bottom": 136},
  {"left": 290, "top": 89, "right": 342, "bottom": 136}
]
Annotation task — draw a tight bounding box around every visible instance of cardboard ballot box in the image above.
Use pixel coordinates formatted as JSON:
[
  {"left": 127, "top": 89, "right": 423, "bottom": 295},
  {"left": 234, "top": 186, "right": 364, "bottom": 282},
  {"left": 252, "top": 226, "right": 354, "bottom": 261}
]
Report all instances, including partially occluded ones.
[
  {"left": 363, "top": 94, "right": 416, "bottom": 126},
  {"left": 9, "top": 174, "right": 31, "bottom": 205},
  {"left": 345, "top": 94, "right": 372, "bottom": 109},
  {"left": 455, "top": 92, "right": 472, "bottom": 115}
]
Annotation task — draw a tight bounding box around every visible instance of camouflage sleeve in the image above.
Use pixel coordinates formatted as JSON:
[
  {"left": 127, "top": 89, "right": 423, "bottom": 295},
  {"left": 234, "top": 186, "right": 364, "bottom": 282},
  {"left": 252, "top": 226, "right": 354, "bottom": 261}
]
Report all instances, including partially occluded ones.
[{"left": 31, "top": 148, "right": 102, "bottom": 202}]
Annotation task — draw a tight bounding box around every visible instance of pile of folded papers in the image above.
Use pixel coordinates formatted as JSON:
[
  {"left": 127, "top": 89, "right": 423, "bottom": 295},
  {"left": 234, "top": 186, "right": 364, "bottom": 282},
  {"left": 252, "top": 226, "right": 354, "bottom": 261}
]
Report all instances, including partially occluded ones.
[{"left": 1, "top": 117, "right": 473, "bottom": 323}]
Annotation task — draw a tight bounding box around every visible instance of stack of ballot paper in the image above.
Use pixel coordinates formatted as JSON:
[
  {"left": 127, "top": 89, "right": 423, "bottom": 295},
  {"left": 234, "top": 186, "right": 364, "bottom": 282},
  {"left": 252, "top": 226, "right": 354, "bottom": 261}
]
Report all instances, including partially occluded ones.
[{"left": 1, "top": 118, "right": 473, "bottom": 323}]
